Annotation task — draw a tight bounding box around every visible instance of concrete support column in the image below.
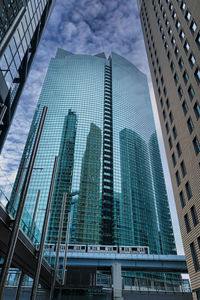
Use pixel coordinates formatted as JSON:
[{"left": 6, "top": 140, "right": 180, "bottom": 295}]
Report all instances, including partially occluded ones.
[{"left": 112, "top": 263, "right": 123, "bottom": 300}]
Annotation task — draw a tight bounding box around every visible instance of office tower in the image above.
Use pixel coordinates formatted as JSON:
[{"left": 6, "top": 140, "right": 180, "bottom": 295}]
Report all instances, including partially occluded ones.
[
  {"left": 9, "top": 49, "right": 176, "bottom": 259},
  {"left": 138, "top": 0, "right": 200, "bottom": 298},
  {"left": 0, "top": 0, "right": 56, "bottom": 152}
]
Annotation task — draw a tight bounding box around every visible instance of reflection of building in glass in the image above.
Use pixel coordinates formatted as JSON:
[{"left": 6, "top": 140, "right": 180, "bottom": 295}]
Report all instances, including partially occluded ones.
[
  {"left": 47, "top": 110, "right": 77, "bottom": 244},
  {"left": 0, "top": 0, "right": 55, "bottom": 151},
  {"left": 113, "top": 192, "right": 121, "bottom": 245},
  {"left": 10, "top": 49, "right": 176, "bottom": 256},
  {"left": 120, "top": 129, "right": 177, "bottom": 255},
  {"left": 149, "top": 132, "right": 176, "bottom": 255},
  {"left": 74, "top": 123, "right": 101, "bottom": 244},
  {"left": 120, "top": 129, "right": 160, "bottom": 253}
]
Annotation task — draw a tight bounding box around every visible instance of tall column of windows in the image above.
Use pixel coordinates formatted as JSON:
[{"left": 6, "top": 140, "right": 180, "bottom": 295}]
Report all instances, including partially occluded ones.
[{"left": 101, "top": 62, "right": 114, "bottom": 245}]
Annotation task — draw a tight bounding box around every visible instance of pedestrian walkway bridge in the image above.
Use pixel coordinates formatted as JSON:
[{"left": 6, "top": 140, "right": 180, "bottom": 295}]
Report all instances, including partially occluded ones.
[{"left": 0, "top": 203, "right": 53, "bottom": 288}]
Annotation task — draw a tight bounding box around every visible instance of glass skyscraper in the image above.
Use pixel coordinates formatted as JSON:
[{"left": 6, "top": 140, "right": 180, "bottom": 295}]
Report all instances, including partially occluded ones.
[
  {"left": 0, "top": 0, "right": 55, "bottom": 152},
  {"left": 9, "top": 49, "right": 176, "bottom": 256}
]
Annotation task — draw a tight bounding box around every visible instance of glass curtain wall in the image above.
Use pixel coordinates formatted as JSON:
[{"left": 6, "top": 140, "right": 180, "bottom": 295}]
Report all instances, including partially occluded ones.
[{"left": 9, "top": 49, "right": 176, "bottom": 257}]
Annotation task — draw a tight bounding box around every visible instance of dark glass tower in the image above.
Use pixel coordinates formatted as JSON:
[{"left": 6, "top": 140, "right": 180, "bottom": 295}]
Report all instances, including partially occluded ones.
[
  {"left": 0, "top": 0, "right": 55, "bottom": 152},
  {"left": 9, "top": 49, "right": 176, "bottom": 256},
  {"left": 0, "top": 0, "right": 24, "bottom": 43}
]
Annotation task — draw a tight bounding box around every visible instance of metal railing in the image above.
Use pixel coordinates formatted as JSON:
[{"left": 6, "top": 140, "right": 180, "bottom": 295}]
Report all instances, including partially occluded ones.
[{"left": 0, "top": 194, "right": 41, "bottom": 245}]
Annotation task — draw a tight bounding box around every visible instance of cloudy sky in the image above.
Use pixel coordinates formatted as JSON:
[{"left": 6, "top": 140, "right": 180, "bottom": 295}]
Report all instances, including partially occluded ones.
[{"left": 0, "top": 0, "right": 183, "bottom": 253}]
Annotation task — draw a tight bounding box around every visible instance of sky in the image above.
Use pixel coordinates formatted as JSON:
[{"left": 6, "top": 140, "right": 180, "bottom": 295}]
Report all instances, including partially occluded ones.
[{"left": 0, "top": 0, "right": 183, "bottom": 254}]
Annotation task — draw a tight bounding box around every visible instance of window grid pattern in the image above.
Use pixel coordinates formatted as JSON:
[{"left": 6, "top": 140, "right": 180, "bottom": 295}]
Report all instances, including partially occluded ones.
[
  {"left": 9, "top": 51, "right": 177, "bottom": 260},
  {"left": 139, "top": 0, "right": 200, "bottom": 291},
  {"left": 143, "top": 0, "right": 200, "bottom": 161}
]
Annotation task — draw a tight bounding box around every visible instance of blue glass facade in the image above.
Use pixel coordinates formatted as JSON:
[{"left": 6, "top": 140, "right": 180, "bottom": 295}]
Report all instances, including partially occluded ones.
[
  {"left": 9, "top": 49, "right": 176, "bottom": 255},
  {"left": 149, "top": 132, "right": 176, "bottom": 254},
  {"left": 120, "top": 129, "right": 160, "bottom": 253}
]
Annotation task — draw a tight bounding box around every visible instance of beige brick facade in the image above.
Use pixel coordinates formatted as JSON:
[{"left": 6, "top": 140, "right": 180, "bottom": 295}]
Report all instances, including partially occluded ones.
[{"left": 138, "top": 0, "right": 200, "bottom": 298}]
